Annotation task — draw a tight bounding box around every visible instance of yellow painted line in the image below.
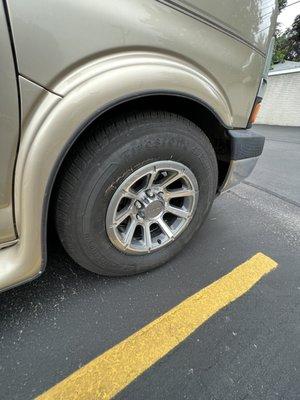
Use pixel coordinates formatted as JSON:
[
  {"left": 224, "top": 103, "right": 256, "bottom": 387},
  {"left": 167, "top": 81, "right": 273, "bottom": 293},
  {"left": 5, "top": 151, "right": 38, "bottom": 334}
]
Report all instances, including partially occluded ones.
[{"left": 37, "top": 252, "right": 277, "bottom": 400}]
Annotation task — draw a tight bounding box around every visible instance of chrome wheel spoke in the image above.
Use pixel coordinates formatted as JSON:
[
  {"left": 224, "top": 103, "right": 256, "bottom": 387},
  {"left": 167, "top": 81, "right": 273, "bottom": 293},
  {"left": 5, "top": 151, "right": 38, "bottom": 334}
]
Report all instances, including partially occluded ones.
[
  {"left": 161, "top": 172, "right": 183, "bottom": 188},
  {"left": 165, "top": 204, "right": 190, "bottom": 219},
  {"left": 114, "top": 207, "right": 132, "bottom": 226},
  {"left": 124, "top": 218, "right": 137, "bottom": 247},
  {"left": 146, "top": 168, "right": 157, "bottom": 189},
  {"left": 157, "top": 217, "right": 174, "bottom": 238},
  {"left": 121, "top": 189, "right": 138, "bottom": 200},
  {"left": 165, "top": 188, "right": 195, "bottom": 199},
  {"left": 144, "top": 221, "right": 153, "bottom": 251}
]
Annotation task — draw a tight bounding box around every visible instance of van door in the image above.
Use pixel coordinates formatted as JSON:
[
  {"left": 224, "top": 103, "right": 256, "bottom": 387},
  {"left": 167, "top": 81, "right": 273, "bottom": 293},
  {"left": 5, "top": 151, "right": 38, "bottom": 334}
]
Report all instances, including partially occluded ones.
[{"left": 0, "top": 3, "right": 19, "bottom": 245}]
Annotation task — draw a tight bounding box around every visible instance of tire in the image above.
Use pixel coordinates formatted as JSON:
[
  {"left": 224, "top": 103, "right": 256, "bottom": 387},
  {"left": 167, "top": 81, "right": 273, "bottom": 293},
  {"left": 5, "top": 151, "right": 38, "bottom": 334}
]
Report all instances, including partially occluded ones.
[{"left": 55, "top": 111, "right": 218, "bottom": 276}]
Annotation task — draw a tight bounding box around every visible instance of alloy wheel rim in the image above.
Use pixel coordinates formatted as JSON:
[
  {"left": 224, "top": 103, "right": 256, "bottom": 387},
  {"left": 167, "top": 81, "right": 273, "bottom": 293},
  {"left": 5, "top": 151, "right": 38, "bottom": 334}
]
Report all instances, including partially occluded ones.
[{"left": 106, "top": 161, "right": 198, "bottom": 254}]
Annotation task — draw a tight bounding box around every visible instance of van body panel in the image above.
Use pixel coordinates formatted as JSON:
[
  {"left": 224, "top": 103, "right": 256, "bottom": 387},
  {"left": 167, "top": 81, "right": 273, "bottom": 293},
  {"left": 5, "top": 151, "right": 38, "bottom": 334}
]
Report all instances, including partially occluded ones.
[
  {"left": 7, "top": 0, "right": 271, "bottom": 128},
  {"left": 158, "top": 0, "right": 278, "bottom": 53},
  {"left": 19, "top": 76, "right": 52, "bottom": 137},
  {"left": 0, "top": 3, "right": 19, "bottom": 244}
]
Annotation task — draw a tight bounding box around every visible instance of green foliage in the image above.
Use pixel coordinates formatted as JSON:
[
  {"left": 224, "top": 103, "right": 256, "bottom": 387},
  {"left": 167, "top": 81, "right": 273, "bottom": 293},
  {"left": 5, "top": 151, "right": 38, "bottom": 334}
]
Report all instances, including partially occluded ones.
[
  {"left": 273, "top": 33, "right": 289, "bottom": 63},
  {"left": 272, "top": 0, "right": 299, "bottom": 64},
  {"left": 278, "top": 0, "right": 287, "bottom": 12},
  {"left": 285, "top": 15, "right": 300, "bottom": 61}
]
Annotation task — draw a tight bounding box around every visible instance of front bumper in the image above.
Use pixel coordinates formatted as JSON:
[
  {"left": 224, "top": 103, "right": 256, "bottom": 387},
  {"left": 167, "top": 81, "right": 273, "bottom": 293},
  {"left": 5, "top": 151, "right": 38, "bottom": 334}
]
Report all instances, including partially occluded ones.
[{"left": 219, "top": 129, "right": 265, "bottom": 193}]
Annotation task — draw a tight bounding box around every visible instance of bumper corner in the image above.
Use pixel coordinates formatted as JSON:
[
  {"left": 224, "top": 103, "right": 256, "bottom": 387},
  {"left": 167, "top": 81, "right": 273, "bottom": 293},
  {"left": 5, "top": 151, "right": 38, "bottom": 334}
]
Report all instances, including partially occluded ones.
[
  {"left": 219, "top": 129, "right": 265, "bottom": 194},
  {"left": 219, "top": 156, "right": 259, "bottom": 193}
]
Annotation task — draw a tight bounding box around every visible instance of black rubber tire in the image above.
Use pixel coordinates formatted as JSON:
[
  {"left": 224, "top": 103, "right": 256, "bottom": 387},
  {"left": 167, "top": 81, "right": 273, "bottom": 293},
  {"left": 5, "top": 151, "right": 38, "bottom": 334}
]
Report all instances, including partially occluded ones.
[{"left": 55, "top": 111, "right": 218, "bottom": 276}]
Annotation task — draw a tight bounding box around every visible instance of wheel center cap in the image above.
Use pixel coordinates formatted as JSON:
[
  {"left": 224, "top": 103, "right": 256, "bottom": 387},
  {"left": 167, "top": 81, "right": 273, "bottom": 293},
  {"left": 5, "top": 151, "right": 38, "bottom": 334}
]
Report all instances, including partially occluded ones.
[{"left": 144, "top": 200, "right": 164, "bottom": 220}]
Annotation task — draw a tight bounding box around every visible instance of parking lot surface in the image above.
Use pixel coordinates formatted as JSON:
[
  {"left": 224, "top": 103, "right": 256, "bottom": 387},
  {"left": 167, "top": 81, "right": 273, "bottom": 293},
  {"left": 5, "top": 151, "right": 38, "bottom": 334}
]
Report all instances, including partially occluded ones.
[{"left": 0, "top": 125, "right": 299, "bottom": 400}]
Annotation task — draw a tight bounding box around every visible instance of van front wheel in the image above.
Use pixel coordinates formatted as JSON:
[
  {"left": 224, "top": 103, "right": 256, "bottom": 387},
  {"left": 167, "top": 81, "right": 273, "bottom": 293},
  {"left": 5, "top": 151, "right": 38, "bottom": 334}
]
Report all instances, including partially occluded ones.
[{"left": 55, "top": 111, "right": 218, "bottom": 276}]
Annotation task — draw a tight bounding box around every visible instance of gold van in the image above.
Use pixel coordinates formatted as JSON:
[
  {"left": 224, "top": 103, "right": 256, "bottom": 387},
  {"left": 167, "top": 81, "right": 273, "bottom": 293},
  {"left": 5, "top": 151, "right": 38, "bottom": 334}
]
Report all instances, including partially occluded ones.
[{"left": 0, "top": 0, "right": 278, "bottom": 290}]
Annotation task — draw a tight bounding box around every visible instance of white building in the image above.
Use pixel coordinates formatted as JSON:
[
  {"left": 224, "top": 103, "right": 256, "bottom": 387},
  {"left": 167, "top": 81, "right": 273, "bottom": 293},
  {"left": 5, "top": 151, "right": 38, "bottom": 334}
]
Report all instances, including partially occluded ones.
[{"left": 256, "top": 61, "right": 300, "bottom": 127}]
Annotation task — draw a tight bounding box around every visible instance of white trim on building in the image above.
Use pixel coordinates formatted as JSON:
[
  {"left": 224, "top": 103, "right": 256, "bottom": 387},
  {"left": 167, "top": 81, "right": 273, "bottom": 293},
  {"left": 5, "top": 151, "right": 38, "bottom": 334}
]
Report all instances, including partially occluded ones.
[{"left": 269, "top": 67, "right": 300, "bottom": 76}]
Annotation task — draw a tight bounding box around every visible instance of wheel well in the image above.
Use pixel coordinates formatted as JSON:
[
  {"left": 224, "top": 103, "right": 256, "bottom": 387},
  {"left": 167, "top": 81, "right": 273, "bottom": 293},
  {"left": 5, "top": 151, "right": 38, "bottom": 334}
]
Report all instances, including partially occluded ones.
[
  {"left": 87, "top": 94, "right": 231, "bottom": 186},
  {"left": 48, "top": 94, "right": 230, "bottom": 237}
]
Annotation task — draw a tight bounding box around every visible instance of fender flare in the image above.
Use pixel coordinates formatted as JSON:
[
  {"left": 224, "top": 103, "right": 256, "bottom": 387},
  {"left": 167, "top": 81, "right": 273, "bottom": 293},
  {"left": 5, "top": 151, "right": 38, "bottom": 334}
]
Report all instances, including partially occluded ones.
[{"left": 0, "top": 51, "right": 233, "bottom": 291}]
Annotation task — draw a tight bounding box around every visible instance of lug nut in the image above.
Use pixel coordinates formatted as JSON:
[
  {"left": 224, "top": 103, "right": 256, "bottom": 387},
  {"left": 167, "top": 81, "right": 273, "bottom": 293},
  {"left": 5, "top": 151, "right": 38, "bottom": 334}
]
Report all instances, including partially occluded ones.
[
  {"left": 135, "top": 200, "right": 143, "bottom": 209},
  {"left": 146, "top": 189, "right": 154, "bottom": 198},
  {"left": 136, "top": 213, "right": 144, "bottom": 221}
]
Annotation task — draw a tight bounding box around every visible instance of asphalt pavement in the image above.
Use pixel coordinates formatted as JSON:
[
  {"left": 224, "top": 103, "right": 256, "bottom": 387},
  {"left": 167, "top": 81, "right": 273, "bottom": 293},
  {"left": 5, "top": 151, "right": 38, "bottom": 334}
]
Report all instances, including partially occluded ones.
[
  {"left": 0, "top": 125, "right": 299, "bottom": 400},
  {"left": 250, "top": 125, "right": 300, "bottom": 206}
]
